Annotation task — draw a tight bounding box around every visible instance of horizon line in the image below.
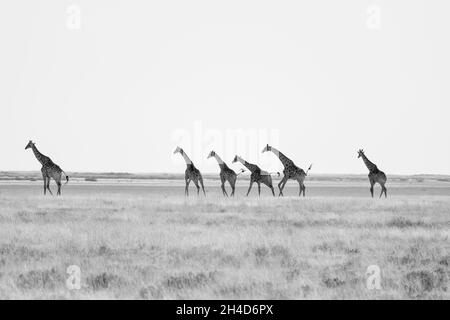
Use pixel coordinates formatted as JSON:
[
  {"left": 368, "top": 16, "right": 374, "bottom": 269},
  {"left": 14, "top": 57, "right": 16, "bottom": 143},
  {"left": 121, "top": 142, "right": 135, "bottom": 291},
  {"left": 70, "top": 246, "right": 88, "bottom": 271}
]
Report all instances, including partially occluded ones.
[{"left": 1, "top": 170, "right": 450, "bottom": 177}]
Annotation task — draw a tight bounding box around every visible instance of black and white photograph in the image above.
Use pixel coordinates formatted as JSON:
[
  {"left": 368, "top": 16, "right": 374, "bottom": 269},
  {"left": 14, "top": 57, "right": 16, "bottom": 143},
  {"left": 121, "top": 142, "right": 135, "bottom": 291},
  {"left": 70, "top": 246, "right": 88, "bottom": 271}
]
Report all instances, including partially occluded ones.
[{"left": 0, "top": 0, "right": 449, "bottom": 306}]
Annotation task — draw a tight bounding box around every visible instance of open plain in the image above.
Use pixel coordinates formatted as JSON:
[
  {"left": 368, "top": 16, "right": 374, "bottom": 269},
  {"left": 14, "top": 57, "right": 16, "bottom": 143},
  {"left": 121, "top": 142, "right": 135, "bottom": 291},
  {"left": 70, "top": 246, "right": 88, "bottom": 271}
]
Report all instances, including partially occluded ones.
[{"left": 0, "top": 173, "right": 449, "bottom": 299}]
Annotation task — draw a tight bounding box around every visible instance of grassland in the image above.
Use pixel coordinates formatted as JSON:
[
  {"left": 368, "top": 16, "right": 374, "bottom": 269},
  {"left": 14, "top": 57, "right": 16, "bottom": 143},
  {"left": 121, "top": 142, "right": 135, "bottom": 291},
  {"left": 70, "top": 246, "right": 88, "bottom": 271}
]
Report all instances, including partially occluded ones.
[{"left": 0, "top": 176, "right": 449, "bottom": 299}]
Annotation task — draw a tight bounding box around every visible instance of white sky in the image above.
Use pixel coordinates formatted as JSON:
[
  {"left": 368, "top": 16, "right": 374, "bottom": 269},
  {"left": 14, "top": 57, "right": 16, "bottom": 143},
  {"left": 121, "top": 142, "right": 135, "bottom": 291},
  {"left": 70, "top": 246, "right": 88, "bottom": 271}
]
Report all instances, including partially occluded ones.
[{"left": 1, "top": 1, "right": 449, "bottom": 174}]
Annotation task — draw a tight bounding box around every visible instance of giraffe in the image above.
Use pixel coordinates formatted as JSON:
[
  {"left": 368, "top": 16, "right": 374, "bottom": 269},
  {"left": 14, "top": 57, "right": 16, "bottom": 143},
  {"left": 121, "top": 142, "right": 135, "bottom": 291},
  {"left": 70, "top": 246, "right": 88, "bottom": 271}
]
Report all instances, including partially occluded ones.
[
  {"left": 25, "top": 140, "right": 69, "bottom": 196},
  {"left": 232, "top": 155, "right": 278, "bottom": 196},
  {"left": 174, "top": 146, "right": 206, "bottom": 196},
  {"left": 262, "top": 144, "right": 312, "bottom": 197},
  {"left": 357, "top": 149, "right": 387, "bottom": 198},
  {"left": 207, "top": 151, "right": 244, "bottom": 197}
]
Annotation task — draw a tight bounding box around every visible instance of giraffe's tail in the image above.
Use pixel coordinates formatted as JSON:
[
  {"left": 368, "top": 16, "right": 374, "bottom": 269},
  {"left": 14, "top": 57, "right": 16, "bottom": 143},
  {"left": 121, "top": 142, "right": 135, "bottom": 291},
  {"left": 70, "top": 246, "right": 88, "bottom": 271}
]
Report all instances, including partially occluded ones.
[
  {"left": 62, "top": 171, "right": 69, "bottom": 185},
  {"left": 305, "top": 164, "right": 313, "bottom": 176},
  {"left": 269, "top": 172, "right": 281, "bottom": 177}
]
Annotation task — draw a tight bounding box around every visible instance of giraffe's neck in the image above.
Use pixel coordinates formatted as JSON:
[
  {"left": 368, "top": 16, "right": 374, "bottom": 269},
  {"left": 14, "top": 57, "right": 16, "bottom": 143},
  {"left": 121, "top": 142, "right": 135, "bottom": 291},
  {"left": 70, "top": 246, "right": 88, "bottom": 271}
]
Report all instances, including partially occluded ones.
[
  {"left": 213, "top": 154, "right": 227, "bottom": 169},
  {"left": 180, "top": 151, "right": 193, "bottom": 166},
  {"left": 236, "top": 157, "right": 258, "bottom": 173},
  {"left": 31, "top": 145, "right": 50, "bottom": 165},
  {"left": 361, "top": 154, "right": 377, "bottom": 172},
  {"left": 270, "top": 147, "right": 294, "bottom": 168}
]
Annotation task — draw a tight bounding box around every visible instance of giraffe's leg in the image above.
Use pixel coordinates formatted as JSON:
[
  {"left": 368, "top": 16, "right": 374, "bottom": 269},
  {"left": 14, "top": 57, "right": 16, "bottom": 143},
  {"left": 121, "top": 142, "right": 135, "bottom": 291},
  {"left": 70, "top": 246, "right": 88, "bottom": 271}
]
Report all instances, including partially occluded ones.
[
  {"left": 42, "top": 175, "right": 47, "bottom": 195},
  {"left": 46, "top": 178, "right": 53, "bottom": 196},
  {"left": 41, "top": 168, "right": 47, "bottom": 195},
  {"left": 57, "top": 181, "right": 62, "bottom": 196},
  {"left": 192, "top": 179, "right": 200, "bottom": 195},
  {"left": 278, "top": 176, "right": 288, "bottom": 197},
  {"left": 246, "top": 181, "right": 254, "bottom": 196},
  {"left": 55, "top": 173, "right": 62, "bottom": 196},
  {"left": 280, "top": 179, "right": 288, "bottom": 196},
  {"left": 369, "top": 178, "right": 375, "bottom": 198},
  {"left": 185, "top": 179, "right": 190, "bottom": 196},
  {"left": 221, "top": 183, "right": 228, "bottom": 197},
  {"left": 229, "top": 178, "right": 236, "bottom": 197},
  {"left": 270, "top": 185, "right": 275, "bottom": 197},
  {"left": 257, "top": 182, "right": 261, "bottom": 197},
  {"left": 199, "top": 177, "right": 206, "bottom": 196},
  {"left": 380, "top": 183, "right": 387, "bottom": 198},
  {"left": 220, "top": 176, "right": 228, "bottom": 197},
  {"left": 295, "top": 177, "right": 305, "bottom": 197}
]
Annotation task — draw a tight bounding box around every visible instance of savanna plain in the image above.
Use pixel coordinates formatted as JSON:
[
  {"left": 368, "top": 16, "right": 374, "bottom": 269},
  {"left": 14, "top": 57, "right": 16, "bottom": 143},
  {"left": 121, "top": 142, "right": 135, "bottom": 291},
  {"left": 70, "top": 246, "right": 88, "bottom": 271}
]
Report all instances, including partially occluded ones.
[{"left": 0, "top": 172, "right": 449, "bottom": 299}]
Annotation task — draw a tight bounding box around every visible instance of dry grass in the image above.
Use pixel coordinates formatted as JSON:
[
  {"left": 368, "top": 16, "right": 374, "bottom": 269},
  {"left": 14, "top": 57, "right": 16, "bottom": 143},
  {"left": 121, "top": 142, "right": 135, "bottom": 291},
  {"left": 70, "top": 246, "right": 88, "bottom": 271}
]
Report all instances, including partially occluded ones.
[{"left": 0, "top": 186, "right": 449, "bottom": 300}]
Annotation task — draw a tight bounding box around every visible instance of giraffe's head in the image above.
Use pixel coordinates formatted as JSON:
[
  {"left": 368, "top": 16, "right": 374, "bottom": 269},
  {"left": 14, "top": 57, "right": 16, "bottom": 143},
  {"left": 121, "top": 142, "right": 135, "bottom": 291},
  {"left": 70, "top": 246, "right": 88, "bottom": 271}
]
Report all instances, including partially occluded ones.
[
  {"left": 261, "top": 144, "right": 271, "bottom": 153},
  {"left": 357, "top": 149, "right": 365, "bottom": 158},
  {"left": 207, "top": 151, "right": 215, "bottom": 159},
  {"left": 173, "top": 146, "right": 183, "bottom": 155},
  {"left": 25, "top": 140, "right": 35, "bottom": 150}
]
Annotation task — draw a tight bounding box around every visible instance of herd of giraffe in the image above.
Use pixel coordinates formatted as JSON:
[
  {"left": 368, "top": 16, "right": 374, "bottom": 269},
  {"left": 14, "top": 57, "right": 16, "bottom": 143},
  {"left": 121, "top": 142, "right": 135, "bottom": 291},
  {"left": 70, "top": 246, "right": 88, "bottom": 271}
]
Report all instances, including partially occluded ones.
[{"left": 25, "top": 140, "right": 388, "bottom": 198}]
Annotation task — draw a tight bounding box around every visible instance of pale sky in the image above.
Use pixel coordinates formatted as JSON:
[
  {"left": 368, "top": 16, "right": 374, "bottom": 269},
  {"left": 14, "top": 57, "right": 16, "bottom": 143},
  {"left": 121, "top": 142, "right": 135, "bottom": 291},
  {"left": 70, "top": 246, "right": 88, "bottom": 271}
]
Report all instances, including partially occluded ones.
[{"left": 1, "top": 1, "right": 449, "bottom": 174}]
